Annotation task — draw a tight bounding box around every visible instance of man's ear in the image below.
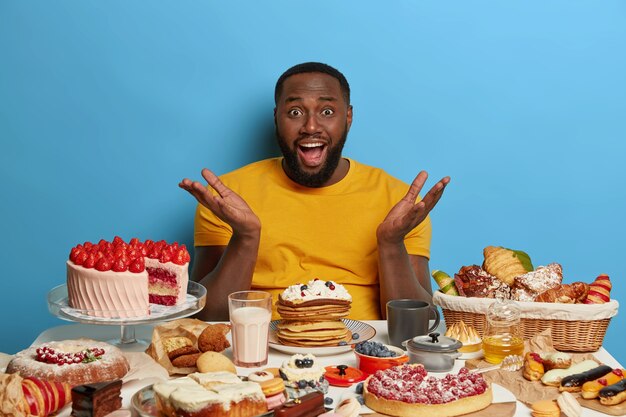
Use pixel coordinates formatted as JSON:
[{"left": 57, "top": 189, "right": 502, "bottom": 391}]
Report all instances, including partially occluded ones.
[
  {"left": 346, "top": 105, "right": 353, "bottom": 131},
  {"left": 273, "top": 107, "right": 277, "bottom": 126}
]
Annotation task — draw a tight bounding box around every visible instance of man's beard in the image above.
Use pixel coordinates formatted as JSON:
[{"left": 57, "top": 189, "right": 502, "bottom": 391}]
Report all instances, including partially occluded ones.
[{"left": 276, "top": 127, "right": 348, "bottom": 188}]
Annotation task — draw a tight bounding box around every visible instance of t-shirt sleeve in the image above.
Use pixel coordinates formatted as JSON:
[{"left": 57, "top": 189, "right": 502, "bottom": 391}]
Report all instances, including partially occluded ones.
[
  {"left": 194, "top": 203, "right": 233, "bottom": 247},
  {"left": 404, "top": 213, "right": 432, "bottom": 259}
]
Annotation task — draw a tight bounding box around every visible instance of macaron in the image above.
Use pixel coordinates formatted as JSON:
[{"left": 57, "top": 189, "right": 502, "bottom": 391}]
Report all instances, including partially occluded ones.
[
  {"left": 259, "top": 377, "right": 286, "bottom": 397},
  {"left": 265, "top": 392, "right": 287, "bottom": 410},
  {"left": 557, "top": 392, "right": 582, "bottom": 417},
  {"left": 531, "top": 400, "right": 560, "bottom": 417}
]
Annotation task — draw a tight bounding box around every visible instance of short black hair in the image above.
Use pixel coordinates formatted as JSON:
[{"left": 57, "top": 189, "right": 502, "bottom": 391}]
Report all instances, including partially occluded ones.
[{"left": 274, "top": 62, "right": 350, "bottom": 105}]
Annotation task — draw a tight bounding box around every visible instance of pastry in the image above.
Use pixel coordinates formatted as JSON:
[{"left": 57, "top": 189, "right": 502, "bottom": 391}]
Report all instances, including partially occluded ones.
[
  {"left": 511, "top": 263, "right": 562, "bottom": 302},
  {"left": 334, "top": 397, "right": 361, "bottom": 417},
  {"left": 273, "top": 392, "right": 326, "bottom": 417},
  {"left": 363, "top": 364, "right": 492, "bottom": 417},
  {"left": 248, "top": 371, "right": 287, "bottom": 410},
  {"left": 279, "top": 354, "right": 328, "bottom": 398},
  {"left": 453, "top": 265, "right": 511, "bottom": 299},
  {"left": 276, "top": 279, "right": 352, "bottom": 347},
  {"left": 6, "top": 339, "right": 129, "bottom": 387},
  {"left": 0, "top": 373, "right": 72, "bottom": 417},
  {"left": 70, "top": 379, "right": 122, "bottom": 417},
  {"left": 581, "top": 368, "right": 625, "bottom": 399},
  {"left": 523, "top": 352, "right": 545, "bottom": 381},
  {"left": 530, "top": 400, "right": 560, "bottom": 417},
  {"left": 584, "top": 274, "right": 612, "bottom": 304},
  {"left": 168, "top": 346, "right": 200, "bottom": 361},
  {"left": 67, "top": 237, "right": 190, "bottom": 318},
  {"left": 196, "top": 351, "right": 237, "bottom": 374},
  {"left": 482, "top": 246, "right": 533, "bottom": 286},
  {"left": 432, "top": 270, "right": 459, "bottom": 296},
  {"left": 541, "top": 352, "right": 572, "bottom": 370},
  {"left": 536, "top": 282, "right": 589, "bottom": 304},
  {"left": 155, "top": 374, "right": 267, "bottom": 417},
  {"left": 198, "top": 324, "right": 231, "bottom": 353},
  {"left": 559, "top": 365, "right": 612, "bottom": 392},
  {"left": 556, "top": 392, "right": 582, "bottom": 417},
  {"left": 541, "top": 360, "right": 598, "bottom": 387},
  {"left": 599, "top": 379, "right": 626, "bottom": 406},
  {"left": 444, "top": 321, "right": 481, "bottom": 353}
]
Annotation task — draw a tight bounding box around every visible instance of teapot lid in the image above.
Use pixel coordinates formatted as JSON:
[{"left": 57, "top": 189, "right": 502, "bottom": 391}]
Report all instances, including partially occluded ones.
[{"left": 404, "top": 332, "right": 462, "bottom": 352}]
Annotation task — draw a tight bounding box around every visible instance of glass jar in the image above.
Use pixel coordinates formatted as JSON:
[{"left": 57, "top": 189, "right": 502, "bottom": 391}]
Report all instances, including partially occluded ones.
[{"left": 482, "top": 297, "right": 524, "bottom": 364}]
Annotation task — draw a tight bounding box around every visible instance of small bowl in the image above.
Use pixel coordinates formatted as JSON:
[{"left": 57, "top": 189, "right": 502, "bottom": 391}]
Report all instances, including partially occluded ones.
[{"left": 354, "top": 344, "right": 409, "bottom": 375}]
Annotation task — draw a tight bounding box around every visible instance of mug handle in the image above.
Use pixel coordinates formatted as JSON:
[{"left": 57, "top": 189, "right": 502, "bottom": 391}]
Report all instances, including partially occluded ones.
[{"left": 427, "top": 306, "right": 441, "bottom": 333}]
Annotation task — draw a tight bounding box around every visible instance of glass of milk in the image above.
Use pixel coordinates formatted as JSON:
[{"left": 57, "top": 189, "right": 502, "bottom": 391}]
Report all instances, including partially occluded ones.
[{"left": 228, "top": 291, "right": 272, "bottom": 367}]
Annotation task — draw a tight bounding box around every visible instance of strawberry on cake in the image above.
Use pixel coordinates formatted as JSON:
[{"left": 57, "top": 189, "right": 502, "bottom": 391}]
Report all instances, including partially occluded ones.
[
  {"left": 363, "top": 364, "right": 492, "bottom": 417},
  {"left": 66, "top": 237, "right": 190, "bottom": 318}
]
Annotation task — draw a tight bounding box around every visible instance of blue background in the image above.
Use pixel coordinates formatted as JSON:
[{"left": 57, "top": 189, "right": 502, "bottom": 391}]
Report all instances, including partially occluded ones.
[{"left": 1, "top": 2, "right": 625, "bottom": 364}]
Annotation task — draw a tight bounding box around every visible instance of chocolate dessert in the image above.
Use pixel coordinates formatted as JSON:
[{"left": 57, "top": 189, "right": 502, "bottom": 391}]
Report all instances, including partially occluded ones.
[{"left": 71, "top": 379, "right": 122, "bottom": 417}]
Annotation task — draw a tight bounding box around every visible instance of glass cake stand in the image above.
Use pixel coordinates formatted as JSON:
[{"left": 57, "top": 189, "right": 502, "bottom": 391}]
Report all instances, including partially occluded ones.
[{"left": 47, "top": 281, "right": 207, "bottom": 349}]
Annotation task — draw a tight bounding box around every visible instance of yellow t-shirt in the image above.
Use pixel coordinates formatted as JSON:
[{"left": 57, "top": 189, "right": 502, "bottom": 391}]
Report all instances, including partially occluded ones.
[{"left": 194, "top": 158, "right": 431, "bottom": 320}]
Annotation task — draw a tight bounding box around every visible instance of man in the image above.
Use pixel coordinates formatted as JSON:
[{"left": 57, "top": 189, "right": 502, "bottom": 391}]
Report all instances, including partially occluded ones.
[{"left": 180, "top": 62, "right": 450, "bottom": 321}]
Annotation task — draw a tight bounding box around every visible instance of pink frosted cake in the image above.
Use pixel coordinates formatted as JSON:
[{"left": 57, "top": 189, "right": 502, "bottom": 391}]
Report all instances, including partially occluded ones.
[{"left": 66, "top": 237, "right": 190, "bottom": 318}]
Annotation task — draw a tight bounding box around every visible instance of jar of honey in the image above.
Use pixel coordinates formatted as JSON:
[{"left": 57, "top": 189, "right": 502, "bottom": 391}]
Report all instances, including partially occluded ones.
[{"left": 483, "top": 297, "right": 524, "bottom": 364}]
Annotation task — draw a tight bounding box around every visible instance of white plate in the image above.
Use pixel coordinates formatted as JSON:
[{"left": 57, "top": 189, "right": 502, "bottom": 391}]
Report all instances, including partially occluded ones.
[{"left": 268, "top": 319, "right": 376, "bottom": 356}]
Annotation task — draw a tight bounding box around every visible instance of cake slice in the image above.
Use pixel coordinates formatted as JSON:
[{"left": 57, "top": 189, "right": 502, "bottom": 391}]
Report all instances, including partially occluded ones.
[{"left": 70, "top": 379, "right": 122, "bottom": 417}]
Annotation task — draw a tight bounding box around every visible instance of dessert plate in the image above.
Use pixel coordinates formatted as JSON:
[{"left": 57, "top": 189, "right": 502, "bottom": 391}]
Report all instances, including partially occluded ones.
[{"left": 268, "top": 319, "right": 376, "bottom": 356}]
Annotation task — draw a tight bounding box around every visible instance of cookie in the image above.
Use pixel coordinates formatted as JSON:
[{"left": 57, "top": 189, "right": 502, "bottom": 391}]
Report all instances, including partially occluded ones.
[
  {"left": 171, "top": 352, "right": 202, "bottom": 368},
  {"left": 162, "top": 336, "right": 193, "bottom": 354},
  {"left": 198, "top": 323, "right": 231, "bottom": 353},
  {"left": 168, "top": 346, "right": 200, "bottom": 361},
  {"left": 196, "top": 351, "right": 237, "bottom": 374}
]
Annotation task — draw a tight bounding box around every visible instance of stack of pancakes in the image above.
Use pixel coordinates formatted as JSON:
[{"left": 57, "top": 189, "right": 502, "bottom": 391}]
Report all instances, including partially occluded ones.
[{"left": 276, "top": 279, "right": 352, "bottom": 347}]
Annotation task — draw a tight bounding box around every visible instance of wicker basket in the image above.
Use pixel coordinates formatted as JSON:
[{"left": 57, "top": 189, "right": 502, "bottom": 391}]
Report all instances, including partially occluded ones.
[{"left": 432, "top": 292, "right": 618, "bottom": 352}]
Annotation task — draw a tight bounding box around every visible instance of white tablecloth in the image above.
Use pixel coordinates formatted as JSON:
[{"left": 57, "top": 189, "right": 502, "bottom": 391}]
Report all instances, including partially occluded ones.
[{"left": 31, "top": 321, "right": 624, "bottom": 417}]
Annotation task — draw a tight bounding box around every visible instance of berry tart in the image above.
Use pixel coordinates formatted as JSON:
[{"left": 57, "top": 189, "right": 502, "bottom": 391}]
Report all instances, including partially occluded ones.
[
  {"left": 6, "top": 339, "right": 130, "bottom": 387},
  {"left": 363, "top": 364, "right": 492, "bottom": 417},
  {"left": 66, "top": 236, "right": 190, "bottom": 318}
]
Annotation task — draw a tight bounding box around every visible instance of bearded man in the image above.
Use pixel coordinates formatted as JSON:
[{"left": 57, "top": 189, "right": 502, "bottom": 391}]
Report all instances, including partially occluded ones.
[{"left": 180, "top": 62, "right": 450, "bottom": 321}]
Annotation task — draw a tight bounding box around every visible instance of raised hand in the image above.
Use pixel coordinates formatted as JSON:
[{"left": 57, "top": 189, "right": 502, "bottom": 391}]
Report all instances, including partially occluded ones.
[
  {"left": 179, "top": 168, "right": 261, "bottom": 235},
  {"left": 377, "top": 171, "right": 450, "bottom": 244}
]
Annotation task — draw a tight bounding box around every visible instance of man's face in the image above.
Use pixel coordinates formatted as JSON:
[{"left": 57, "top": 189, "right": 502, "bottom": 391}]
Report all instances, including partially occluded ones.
[{"left": 274, "top": 72, "right": 353, "bottom": 187}]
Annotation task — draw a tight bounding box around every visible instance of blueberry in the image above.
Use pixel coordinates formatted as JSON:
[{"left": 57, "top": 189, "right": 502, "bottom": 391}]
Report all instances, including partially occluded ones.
[
  {"left": 355, "top": 382, "right": 364, "bottom": 394},
  {"left": 324, "top": 397, "right": 334, "bottom": 406},
  {"left": 303, "top": 358, "right": 314, "bottom": 368},
  {"left": 339, "top": 341, "right": 347, "bottom": 346},
  {"left": 300, "top": 285, "right": 308, "bottom": 291},
  {"left": 356, "top": 396, "right": 364, "bottom": 405},
  {"left": 279, "top": 370, "right": 288, "bottom": 380},
  {"left": 352, "top": 333, "right": 360, "bottom": 340},
  {"left": 295, "top": 359, "right": 304, "bottom": 368},
  {"left": 308, "top": 380, "right": 317, "bottom": 388},
  {"left": 325, "top": 281, "right": 333, "bottom": 287},
  {"left": 298, "top": 380, "right": 308, "bottom": 389}
]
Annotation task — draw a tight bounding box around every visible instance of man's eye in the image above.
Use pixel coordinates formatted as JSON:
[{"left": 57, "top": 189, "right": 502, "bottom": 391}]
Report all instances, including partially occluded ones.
[
  {"left": 322, "top": 109, "right": 334, "bottom": 116},
  {"left": 288, "top": 109, "right": 302, "bottom": 117}
]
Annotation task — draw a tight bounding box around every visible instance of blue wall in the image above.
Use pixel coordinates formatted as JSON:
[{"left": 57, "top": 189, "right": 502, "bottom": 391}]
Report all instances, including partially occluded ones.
[{"left": 1, "top": 2, "right": 625, "bottom": 364}]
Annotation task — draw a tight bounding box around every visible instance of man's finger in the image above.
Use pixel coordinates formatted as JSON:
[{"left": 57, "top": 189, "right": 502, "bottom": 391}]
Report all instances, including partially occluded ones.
[
  {"left": 420, "top": 177, "right": 450, "bottom": 210},
  {"left": 404, "top": 171, "right": 428, "bottom": 202}
]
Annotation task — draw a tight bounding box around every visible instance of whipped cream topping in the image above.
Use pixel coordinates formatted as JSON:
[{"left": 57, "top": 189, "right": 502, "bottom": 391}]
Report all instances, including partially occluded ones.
[
  {"left": 281, "top": 279, "right": 351, "bottom": 302},
  {"left": 280, "top": 354, "right": 325, "bottom": 381}
]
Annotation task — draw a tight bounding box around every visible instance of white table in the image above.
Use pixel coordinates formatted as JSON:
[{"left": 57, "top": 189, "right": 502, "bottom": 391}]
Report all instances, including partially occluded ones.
[{"left": 32, "top": 321, "right": 623, "bottom": 417}]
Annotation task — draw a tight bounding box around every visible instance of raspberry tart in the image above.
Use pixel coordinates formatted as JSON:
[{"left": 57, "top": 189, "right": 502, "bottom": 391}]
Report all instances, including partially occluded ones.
[
  {"left": 363, "top": 364, "right": 492, "bottom": 417},
  {"left": 6, "top": 339, "right": 130, "bottom": 387},
  {"left": 66, "top": 236, "right": 190, "bottom": 318}
]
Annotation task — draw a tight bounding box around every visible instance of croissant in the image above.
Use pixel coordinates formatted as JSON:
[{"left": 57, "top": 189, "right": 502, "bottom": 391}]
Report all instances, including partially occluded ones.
[{"left": 536, "top": 282, "right": 590, "bottom": 304}]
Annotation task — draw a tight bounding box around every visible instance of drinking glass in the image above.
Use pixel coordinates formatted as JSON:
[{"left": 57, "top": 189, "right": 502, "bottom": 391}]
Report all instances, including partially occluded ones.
[{"left": 228, "top": 291, "right": 272, "bottom": 367}]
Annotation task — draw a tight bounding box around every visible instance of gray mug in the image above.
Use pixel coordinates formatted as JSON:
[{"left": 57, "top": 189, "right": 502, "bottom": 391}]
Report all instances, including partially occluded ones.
[{"left": 386, "top": 299, "right": 441, "bottom": 348}]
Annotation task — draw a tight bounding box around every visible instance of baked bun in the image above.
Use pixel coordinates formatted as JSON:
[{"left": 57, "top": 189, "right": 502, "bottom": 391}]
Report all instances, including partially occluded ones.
[
  {"left": 482, "top": 246, "right": 533, "bottom": 286},
  {"left": 196, "top": 351, "right": 236, "bottom": 374}
]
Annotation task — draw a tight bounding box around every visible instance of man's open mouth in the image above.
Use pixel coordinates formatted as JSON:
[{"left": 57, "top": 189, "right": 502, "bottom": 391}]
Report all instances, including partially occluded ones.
[{"left": 297, "top": 142, "right": 327, "bottom": 168}]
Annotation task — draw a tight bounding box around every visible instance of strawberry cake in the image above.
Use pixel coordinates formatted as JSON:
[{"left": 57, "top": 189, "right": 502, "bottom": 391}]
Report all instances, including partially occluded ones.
[
  {"left": 363, "top": 364, "right": 492, "bottom": 417},
  {"left": 66, "top": 237, "right": 190, "bottom": 318},
  {"left": 6, "top": 339, "right": 130, "bottom": 387}
]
